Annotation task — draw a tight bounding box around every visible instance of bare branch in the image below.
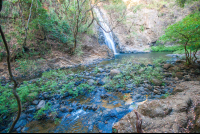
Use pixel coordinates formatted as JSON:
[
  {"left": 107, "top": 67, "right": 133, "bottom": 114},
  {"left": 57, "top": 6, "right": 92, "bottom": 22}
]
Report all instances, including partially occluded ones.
[
  {"left": 93, "top": 5, "right": 127, "bottom": 33},
  {"left": 81, "top": 0, "right": 87, "bottom": 7},
  {"left": 18, "top": 0, "right": 26, "bottom": 29},
  {"left": 175, "top": 30, "right": 189, "bottom": 41},
  {"left": 23, "top": 0, "right": 34, "bottom": 47},
  {"left": 80, "top": 0, "right": 105, "bottom": 19},
  {"left": 27, "top": 0, "right": 34, "bottom": 29},
  {"left": 66, "top": 0, "right": 71, "bottom": 10},
  {"left": 84, "top": 1, "right": 95, "bottom": 32},
  {"left": 18, "top": 0, "right": 34, "bottom": 47}
]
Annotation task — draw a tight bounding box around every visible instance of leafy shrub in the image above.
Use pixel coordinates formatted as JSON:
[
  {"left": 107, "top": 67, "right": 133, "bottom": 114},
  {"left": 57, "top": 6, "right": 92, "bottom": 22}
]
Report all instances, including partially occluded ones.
[
  {"left": 159, "top": 11, "right": 200, "bottom": 65},
  {"left": 151, "top": 45, "right": 184, "bottom": 52}
]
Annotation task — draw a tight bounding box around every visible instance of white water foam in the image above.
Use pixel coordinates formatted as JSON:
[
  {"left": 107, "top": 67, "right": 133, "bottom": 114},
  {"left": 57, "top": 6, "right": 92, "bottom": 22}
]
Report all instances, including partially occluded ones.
[{"left": 72, "top": 109, "right": 87, "bottom": 120}]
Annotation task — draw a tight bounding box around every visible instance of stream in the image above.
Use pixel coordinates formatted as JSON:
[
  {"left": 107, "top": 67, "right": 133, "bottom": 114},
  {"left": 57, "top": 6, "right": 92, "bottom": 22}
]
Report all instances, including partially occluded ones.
[{"left": 22, "top": 52, "right": 177, "bottom": 133}]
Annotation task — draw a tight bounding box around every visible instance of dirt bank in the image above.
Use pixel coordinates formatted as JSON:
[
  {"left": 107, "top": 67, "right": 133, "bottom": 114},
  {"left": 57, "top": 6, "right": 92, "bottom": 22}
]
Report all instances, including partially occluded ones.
[{"left": 0, "top": 33, "right": 114, "bottom": 81}]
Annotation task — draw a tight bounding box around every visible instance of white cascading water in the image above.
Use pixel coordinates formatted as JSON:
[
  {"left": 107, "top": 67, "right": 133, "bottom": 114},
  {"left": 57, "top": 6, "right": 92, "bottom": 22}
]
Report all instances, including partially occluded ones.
[{"left": 94, "top": 8, "right": 118, "bottom": 54}]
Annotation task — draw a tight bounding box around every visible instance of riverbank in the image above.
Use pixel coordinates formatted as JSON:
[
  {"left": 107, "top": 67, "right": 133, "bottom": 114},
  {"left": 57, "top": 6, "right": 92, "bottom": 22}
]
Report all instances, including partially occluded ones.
[
  {"left": 1, "top": 53, "right": 199, "bottom": 133},
  {"left": 113, "top": 60, "right": 200, "bottom": 133},
  {"left": 0, "top": 33, "right": 115, "bottom": 83}
]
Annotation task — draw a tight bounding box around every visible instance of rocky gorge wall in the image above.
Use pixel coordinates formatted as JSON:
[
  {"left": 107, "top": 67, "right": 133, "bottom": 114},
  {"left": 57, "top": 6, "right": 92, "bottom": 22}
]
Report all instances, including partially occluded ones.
[{"left": 98, "top": 0, "right": 200, "bottom": 53}]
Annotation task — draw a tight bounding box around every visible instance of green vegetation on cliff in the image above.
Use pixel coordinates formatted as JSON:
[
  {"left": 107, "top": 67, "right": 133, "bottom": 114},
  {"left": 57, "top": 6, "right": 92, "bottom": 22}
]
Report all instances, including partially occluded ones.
[{"left": 176, "top": 0, "right": 200, "bottom": 7}]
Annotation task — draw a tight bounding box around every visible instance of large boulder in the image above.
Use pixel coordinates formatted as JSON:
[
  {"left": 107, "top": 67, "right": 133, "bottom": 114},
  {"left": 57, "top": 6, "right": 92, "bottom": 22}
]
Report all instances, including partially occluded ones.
[
  {"left": 137, "top": 100, "right": 172, "bottom": 118},
  {"left": 172, "top": 83, "right": 187, "bottom": 94}
]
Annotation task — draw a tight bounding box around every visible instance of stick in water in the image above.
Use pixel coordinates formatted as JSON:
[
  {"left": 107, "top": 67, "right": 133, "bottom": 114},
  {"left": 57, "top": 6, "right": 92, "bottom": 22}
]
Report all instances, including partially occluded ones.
[{"left": 134, "top": 110, "right": 143, "bottom": 133}]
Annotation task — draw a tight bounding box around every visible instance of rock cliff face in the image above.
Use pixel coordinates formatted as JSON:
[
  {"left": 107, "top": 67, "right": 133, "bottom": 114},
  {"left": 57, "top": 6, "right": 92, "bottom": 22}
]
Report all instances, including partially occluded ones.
[{"left": 99, "top": 0, "right": 200, "bottom": 53}]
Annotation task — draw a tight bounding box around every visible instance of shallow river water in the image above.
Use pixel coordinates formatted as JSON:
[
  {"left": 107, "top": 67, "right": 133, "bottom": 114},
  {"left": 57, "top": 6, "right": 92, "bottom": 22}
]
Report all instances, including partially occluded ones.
[{"left": 24, "top": 52, "right": 174, "bottom": 133}]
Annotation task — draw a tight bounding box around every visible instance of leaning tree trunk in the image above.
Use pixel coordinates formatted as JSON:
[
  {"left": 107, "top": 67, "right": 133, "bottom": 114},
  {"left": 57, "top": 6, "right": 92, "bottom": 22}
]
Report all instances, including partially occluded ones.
[{"left": 0, "top": 1, "right": 22, "bottom": 133}]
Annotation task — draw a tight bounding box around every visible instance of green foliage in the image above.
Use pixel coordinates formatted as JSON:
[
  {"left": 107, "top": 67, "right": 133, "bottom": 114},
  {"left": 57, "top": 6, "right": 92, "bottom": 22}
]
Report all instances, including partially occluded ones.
[
  {"left": 161, "top": 92, "right": 170, "bottom": 99},
  {"left": 131, "top": 4, "right": 143, "bottom": 13},
  {"left": 0, "top": 52, "right": 4, "bottom": 61},
  {"left": 15, "top": 59, "right": 42, "bottom": 75},
  {"left": 151, "top": 45, "right": 184, "bottom": 52},
  {"left": 10, "top": 0, "right": 18, "bottom": 4},
  {"left": 104, "top": 0, "right": 126, "bottom": 15},
  {"left": 113, "top": 128, "right": 117, "bottom": 133},
  {"left": 11, "top": 6, "right": 19, "bottom": 19},
  {"left": 159, "top": 12, "right": 200, "bottom": 46},
  {"left": 0, "top": 66, "right": 97, "bottom": 123},
  {"left": 0, "top": 84, "right": 11, "bottom": 122},
  {"left": 0, "top": 0, "right": 10, "bottom": 17},
  {"left": 159, "top": 12, "right": 200, "bottom": 64},
  {"left": 0, "top": 82, "right": 40, "bottom": 122},
  {"left": 94, "top": 65, "right": 99, "bottom": 74},
  {"left": 54, "top": 118, "right": 61, "bottom": 124},
  {"left": 176, "top": 0, "right": 199, "bottom": 7},
  {"left": 75, "top": 45, "right": 83, "bottom": 57},
  {"left": 34, "top": 102, "right": 51, "bottom": 120},
  {"left": 140, "top": 25, "right": 145, "bottom": 32},
  {"left": 145, "top": 0, "right": 168, "bottom": 10},
  {"left": 30, "top": 5, "right": 73, "bottom": 46},
  {"left": 1, "top": 0, "right": 123, "bottom": 59},
  {"left": 151, "top": 44, "right": 190, "bottom": 54},
  {"left": 61, "top": 82, "right": 75, "bottom": 95},
  {"left": 103, "top": 57, "right": 166, "bottom": 90}
]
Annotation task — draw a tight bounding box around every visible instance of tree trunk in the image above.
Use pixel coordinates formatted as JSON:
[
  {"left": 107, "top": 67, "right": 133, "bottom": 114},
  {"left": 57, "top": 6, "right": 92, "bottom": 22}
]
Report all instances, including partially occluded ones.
[
  {"left": 72, "top": 39, "right": 77, "bottom": 54},
  {"left": 184, "top": 41, "right": 191, "bottom": 65}
]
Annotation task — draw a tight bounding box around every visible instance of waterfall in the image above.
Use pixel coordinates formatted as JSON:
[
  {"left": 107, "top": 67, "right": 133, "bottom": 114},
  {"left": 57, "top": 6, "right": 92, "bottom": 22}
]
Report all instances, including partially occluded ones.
[{"left": 94, "top": 8, "right": 118, "bottom": 55}]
